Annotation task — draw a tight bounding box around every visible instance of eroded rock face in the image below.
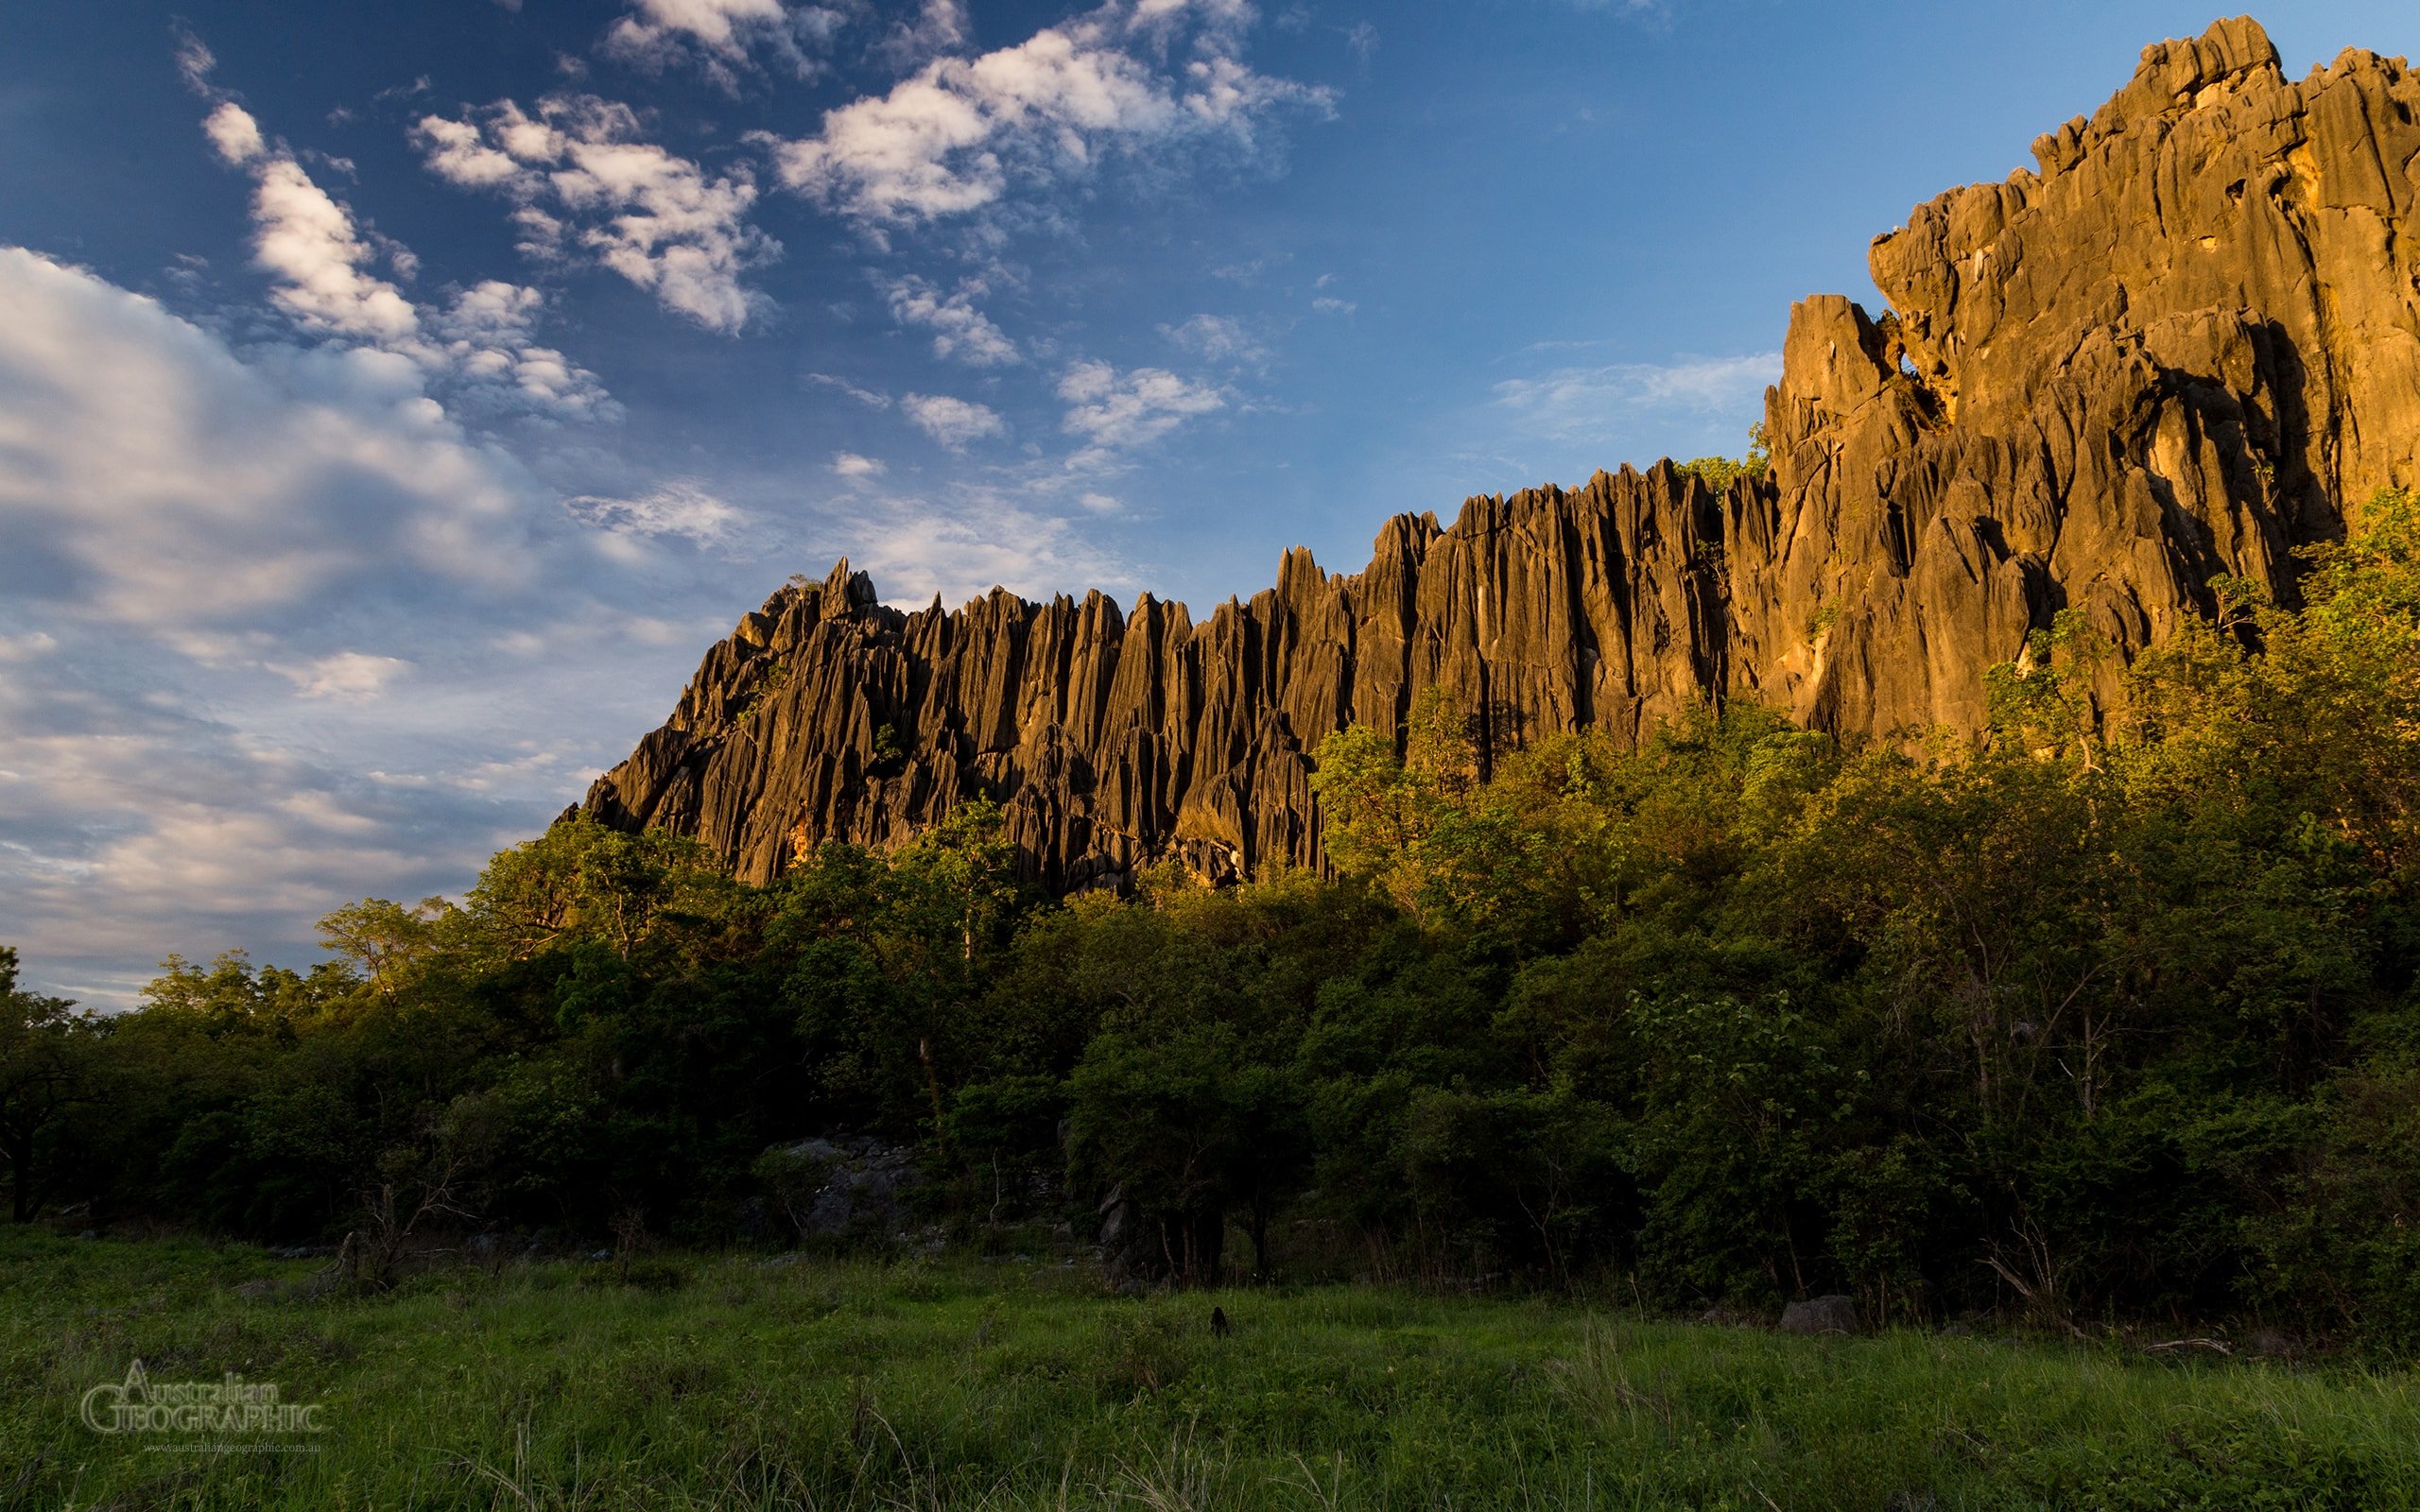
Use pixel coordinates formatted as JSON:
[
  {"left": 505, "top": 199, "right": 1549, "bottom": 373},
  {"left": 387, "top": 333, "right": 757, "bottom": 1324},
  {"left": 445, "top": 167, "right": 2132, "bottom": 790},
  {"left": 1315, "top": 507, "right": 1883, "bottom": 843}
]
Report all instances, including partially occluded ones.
[{"left": 583, "top": 17, "right": 2420, "bottom": 888}]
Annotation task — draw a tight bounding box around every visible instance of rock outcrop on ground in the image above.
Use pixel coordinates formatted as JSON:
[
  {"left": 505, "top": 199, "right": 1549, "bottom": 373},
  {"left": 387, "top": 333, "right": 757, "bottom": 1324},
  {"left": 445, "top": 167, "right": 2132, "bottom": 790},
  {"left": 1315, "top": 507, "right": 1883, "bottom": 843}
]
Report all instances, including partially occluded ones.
[{"left": 582, "top": 17, "right": 2420, "bottom": 888}]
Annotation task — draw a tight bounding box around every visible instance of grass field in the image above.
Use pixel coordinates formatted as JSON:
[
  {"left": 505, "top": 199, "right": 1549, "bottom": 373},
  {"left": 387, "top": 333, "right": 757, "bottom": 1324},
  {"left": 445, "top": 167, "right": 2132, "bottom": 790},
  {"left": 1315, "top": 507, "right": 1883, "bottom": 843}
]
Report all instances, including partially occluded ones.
[{"left": 5, "top": 1230, "right": 2419, "bottom": 1510}]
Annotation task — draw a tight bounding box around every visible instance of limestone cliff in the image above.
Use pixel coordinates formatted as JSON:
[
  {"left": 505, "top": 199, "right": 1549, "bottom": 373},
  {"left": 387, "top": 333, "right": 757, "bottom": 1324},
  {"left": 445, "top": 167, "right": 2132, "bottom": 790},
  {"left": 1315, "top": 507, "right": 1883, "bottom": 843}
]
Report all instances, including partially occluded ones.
[{"left": 582, "top": 17, "right": 2420, "bottom": 887}]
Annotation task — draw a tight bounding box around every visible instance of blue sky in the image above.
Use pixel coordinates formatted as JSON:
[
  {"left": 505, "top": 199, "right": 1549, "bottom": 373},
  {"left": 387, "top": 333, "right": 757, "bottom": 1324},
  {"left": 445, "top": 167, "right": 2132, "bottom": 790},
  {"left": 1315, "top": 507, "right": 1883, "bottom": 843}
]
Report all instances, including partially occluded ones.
[{"left": 3, "top": 0, "right": 2412, "bottom": 1005}]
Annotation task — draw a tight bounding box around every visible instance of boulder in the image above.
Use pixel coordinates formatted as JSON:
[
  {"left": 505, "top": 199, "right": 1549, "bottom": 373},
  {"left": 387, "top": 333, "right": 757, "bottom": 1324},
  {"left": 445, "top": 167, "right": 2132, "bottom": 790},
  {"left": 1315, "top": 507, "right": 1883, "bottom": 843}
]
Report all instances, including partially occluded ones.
[
  {"left": 760, "top": 1136, "right": 919, "bottom": 1242},
  {"left": 1779, "top": 1295, "right": 1863, "bottom": 1337}
]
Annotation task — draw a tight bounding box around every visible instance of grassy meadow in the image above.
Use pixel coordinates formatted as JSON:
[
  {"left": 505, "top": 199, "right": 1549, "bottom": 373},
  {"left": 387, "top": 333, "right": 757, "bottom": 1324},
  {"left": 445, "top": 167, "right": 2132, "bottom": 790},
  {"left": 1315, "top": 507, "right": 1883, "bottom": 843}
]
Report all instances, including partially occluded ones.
[{"left": 5, "top": 1230, "right": 2420, "bottom": 1510}]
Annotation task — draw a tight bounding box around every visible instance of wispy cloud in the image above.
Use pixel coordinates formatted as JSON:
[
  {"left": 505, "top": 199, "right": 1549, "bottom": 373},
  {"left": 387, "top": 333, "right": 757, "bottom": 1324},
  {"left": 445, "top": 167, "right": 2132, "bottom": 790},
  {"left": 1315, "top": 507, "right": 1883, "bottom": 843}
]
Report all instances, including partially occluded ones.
[
  {"left": 1557, "top": 0, "right": 1670, "bottom": 18},
  {"left": 807, "top": 371, "right": 892, "bottom": 409},
  {"left": 565, "top": 481, "right": 748, "bottom": 547},
  {"left": 1161, "top": 313, "right": 1269, "bottom": 366},
  {"left": 871, "top": 0, "right": 970, "bottom": 71},
  {"left": 841, "top": 490, "right": 1132, "bottom": 609},
  {"left": 171, "top": 26, "right": 216, "bottom": 94},
  {"left": 1492, "top": 352, "right": 1780, "bottom": 444}
]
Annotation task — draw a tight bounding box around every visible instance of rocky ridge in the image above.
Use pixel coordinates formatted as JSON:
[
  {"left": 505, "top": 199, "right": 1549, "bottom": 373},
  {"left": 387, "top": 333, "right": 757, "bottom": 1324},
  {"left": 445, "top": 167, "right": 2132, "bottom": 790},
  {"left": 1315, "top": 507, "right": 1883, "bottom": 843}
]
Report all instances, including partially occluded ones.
[{"left": 583, "top": 17, "right": 2420, "bottom": 888}]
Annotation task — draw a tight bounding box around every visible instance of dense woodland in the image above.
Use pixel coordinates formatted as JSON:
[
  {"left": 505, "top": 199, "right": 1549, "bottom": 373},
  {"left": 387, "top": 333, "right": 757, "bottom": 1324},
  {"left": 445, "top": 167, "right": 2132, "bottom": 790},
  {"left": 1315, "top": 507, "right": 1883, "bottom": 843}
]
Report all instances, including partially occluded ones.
[{"left": 7, "top": 490, "right": 2420, "bottom": 1346}]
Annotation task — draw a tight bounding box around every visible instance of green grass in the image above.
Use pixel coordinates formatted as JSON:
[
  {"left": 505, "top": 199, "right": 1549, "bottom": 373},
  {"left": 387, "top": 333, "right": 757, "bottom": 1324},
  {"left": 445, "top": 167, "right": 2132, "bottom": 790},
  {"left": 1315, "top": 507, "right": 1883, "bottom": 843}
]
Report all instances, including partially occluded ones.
[{"left": 5, "top": 1230, "right": 2419, "bottom": 1509}]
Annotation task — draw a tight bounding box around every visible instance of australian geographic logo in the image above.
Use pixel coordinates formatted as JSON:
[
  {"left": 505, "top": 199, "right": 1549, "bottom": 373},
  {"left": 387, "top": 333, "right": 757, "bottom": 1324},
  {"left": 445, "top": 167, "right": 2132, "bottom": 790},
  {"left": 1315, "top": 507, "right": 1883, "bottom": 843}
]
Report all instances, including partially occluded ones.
[{"left": 81, "top": 1362, "right": 327, "bottom": 1444}]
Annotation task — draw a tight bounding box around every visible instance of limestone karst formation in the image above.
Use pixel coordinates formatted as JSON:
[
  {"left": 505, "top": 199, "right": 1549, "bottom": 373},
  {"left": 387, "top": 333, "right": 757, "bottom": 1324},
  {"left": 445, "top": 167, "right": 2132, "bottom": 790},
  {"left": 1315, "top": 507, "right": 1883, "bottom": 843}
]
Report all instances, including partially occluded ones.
[{"left": 582, "top": 16, "right": 2420, "bottom": 888}]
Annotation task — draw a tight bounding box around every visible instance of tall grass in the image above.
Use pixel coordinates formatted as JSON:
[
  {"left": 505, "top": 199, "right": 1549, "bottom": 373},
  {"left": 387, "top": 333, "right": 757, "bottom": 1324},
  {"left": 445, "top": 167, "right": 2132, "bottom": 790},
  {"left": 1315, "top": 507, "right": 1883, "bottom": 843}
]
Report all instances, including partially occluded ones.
[{"left": 4, "top": 1229, "right": 2415, "bottom": 1509}]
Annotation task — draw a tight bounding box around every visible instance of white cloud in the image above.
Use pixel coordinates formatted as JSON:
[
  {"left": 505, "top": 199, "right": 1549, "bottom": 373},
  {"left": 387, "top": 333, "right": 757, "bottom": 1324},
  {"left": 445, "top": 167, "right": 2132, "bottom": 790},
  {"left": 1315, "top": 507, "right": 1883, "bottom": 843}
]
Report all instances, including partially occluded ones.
[
  {"left": 603, "top": 0, "right": 847, "bottom": 87},
  {"left": 564, "top": 481, "right": 747, "bottom": 546},
  {"left": 765, "top": 0, "right": 1330, "bottom": 232},
  {"left": 411, "top": 114, "right": 524, "bottom": 189},
  {"left": 203, "top": 101, "right": 266, "bottom": 165},
  {"left": 413, "top": 94, "right": 778, "bottom": 333},
  {"left": 251, "top": 158, "right": 424, "bottom": 346},
  {"left": 269, "top": 651, "right": 413, "bottom": 701},
  {"left": 1056, "top": 358, "right": 1222, "bottom": 451},
  {"left": 1161, "top": 312, "right": 1266, "bottom": 365},
  {"left": 832, "top": 451, "right": 887, "bottom": 478},
  {"left": 1311, "top": 295, "right": 1356, "bottom": 316},
  {"left": 881, "top": 274, "right": 1018, "bottom": 366},
  {"left": 1492, "top": 352, "right": 1781, "bottom": 444},
  {"left": 901, "top": 392, "right": 1005, "bottom": 448}
]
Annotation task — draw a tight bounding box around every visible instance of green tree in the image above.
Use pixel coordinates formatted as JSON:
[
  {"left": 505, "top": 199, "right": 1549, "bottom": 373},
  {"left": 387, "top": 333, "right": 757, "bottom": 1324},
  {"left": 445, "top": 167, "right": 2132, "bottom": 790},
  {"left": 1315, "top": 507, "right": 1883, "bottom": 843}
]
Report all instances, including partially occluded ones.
[
  {"left": 317, "top": 897, "right": 451, "bottom": 1000},
  {"left": 461, "top": 814, "right": 745, "bottom": 965},
  {"left": 770, "top": 800, "right": 1029, "bottom": 1146},
  {"left": 0, "top": 948, "right": 105, "bottom": 1223},
  {"left": 1677, "top": 424, "right": 1772, "bottom": 492}
]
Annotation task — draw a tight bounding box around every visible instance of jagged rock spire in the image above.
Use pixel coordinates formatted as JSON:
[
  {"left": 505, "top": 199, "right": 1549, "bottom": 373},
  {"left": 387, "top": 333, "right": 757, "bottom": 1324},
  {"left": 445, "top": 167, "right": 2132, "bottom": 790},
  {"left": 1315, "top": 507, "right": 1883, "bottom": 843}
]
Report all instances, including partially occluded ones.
[{"left": 585, "top": 17, "right": 2420, "bottom": 888}]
